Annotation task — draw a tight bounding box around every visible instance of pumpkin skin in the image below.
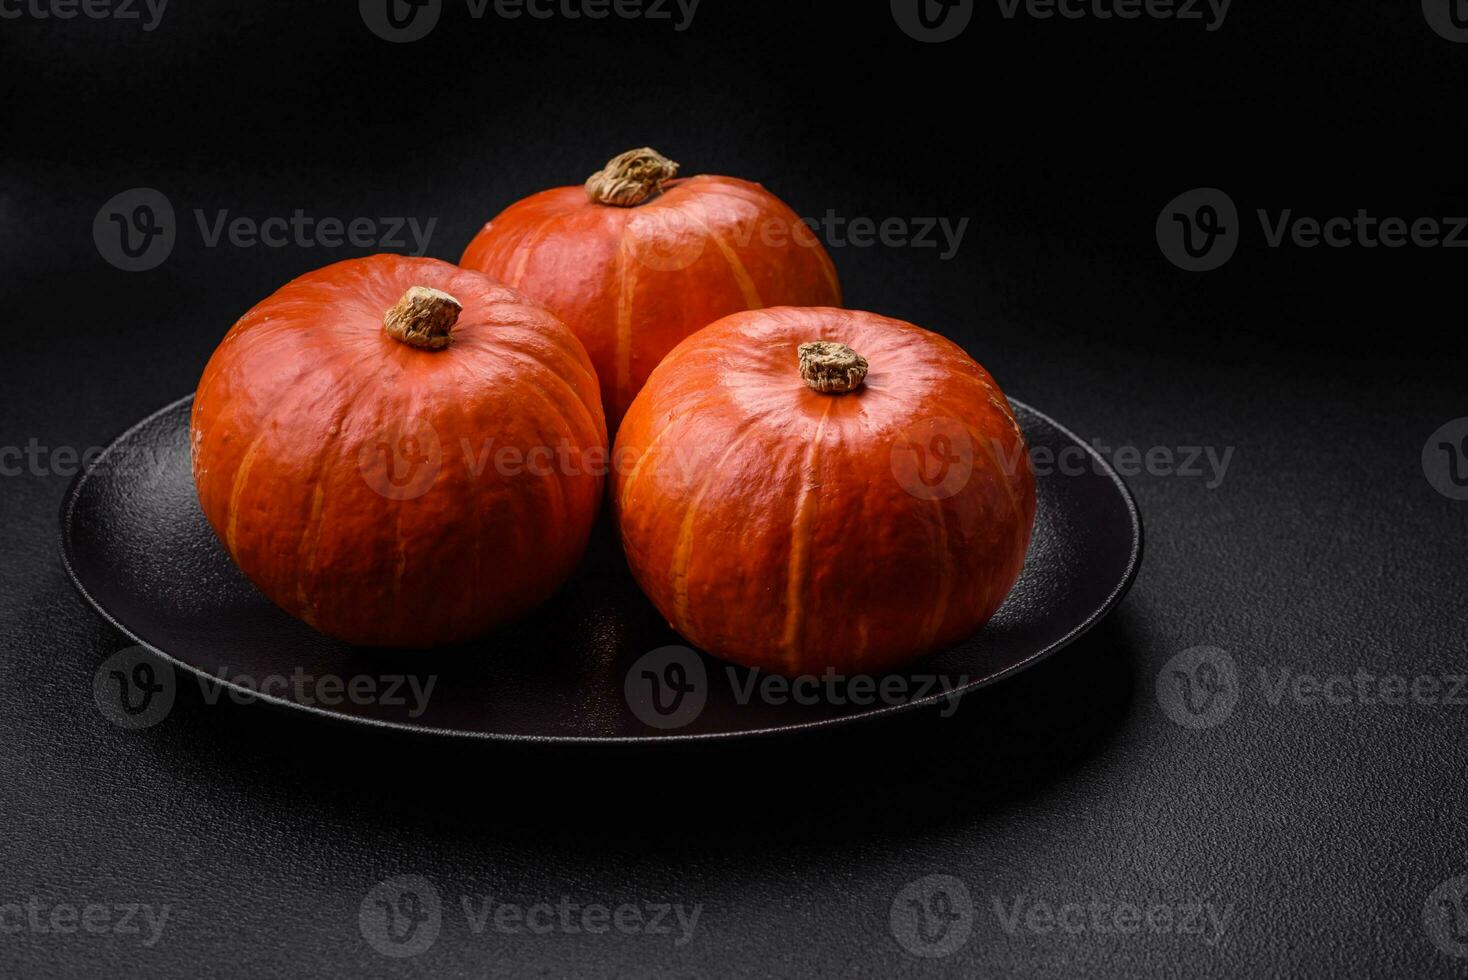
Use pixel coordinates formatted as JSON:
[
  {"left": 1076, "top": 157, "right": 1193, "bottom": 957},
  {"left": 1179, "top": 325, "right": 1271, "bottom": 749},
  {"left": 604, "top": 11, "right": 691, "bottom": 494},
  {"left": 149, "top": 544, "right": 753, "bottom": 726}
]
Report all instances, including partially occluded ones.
[
  {"left": 190, "top": 254, "right": 607, "bottom": 647},
  {"left": 460, "top": 149, "right": 843, "bottom": 429},
  {"left": 612, "top": 307, "right": 1036, "bottom": 677}
]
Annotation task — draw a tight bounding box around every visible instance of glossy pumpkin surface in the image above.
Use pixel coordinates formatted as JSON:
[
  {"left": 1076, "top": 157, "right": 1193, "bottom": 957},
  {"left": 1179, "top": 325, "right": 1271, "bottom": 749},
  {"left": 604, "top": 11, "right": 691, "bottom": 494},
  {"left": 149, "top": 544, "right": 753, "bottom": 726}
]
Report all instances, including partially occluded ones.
[
  {"left": 612, "top": 307, "right": 1036, "bottom": 676},
  {"left": 460, "top": 149, "right": 842, "bottom": 429},
  {"left": 190, "top": 254, "right": 607, "bottom": 647}
]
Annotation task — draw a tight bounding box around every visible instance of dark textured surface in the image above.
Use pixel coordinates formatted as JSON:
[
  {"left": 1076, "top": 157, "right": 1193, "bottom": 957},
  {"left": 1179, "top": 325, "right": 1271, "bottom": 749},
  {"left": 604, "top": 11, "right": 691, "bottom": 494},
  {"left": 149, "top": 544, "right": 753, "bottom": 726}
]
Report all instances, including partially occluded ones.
[
  {"left": 60, "top": 396, "right": 1139, "bottom": 741},
  {"left": 3, "top": 1, "right": 1468, "bottom": 976}
]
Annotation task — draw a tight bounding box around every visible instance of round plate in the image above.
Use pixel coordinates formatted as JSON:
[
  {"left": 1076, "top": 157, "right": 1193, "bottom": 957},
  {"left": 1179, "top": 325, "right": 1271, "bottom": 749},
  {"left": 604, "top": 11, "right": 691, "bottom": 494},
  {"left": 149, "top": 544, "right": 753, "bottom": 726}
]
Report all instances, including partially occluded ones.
[{"left": 60, "top": 396, "right": 1141, "bottom": 742}]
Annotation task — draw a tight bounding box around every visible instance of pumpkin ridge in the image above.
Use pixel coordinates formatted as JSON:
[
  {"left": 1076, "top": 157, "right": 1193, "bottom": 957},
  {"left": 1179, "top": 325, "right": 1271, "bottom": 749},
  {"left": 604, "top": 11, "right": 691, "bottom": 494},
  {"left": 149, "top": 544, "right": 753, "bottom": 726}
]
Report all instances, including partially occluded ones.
[
  {"left": 441, "top": 351, "right": 580, "bottom": 600},
  {"left": 391, "top": 494, "right": 409, "bottom": 635},
  {"left": 387, "top": 381, "right": 428, "bottom": 636},
  {"left": 292, "top": 444, "right": 338, "bottom": 617},
  {"left": 436, "top": 370, "right": 490, "bottom": 627},
  {"left": 479, "top": 320, "right": 602, "bottom": 390},
  {"left": 920, "top": 467, "right": 954, "bottom": 651},
  {"left": 684, "top": 178, "right": 786, "bottom": 214},
  {"left": 290, "top": 349, "right": 380, "bottom": 618},
  {"left": 505, "top": 215, "right": 555, "bottom": 290},
  {"left": 294, "top": 484, "right": 327, "bottom": 621},
  {"left": 209, "top": 318, "right": 372, "bottom": 606},
  {"left": 711, "top": 225, "right": 765, "bottom": 310},
  {"left": 471, "top": 340, "right": 604, "bottom": 451},
  {"left": 500, "top": 379, "right": 577, "bottom": 545},
  {"left": 616, "top": 404, "right": 689, "bottom": 513},
  {"left": 462, "top": 313, "right": 603, "bottom": 398},
  {"left": 613, "top": 228, "right": 639, "bottom": 418},
  {"left": 682, "top": 182, "right": 840, "bottom": 299},
  {"left": 780, "top": 397, "right": 836, "bottom": 672},
  {"left": 223, "top": 433, "right": 266, "bottom": 558},
  {"left": 668, "top": 421, "right": 760, "bottom": 636},
  {"left": 675, "top": 203, "right": 763, "bottom": 309},
  {"left": 615, "top": 390, "right": 730, "bottom": 515},
  {"left": 952, "top": 407, "right": 1036, "bottom": 624},
  {"left": 965, "top": 413, "right": 1030, "bottom": 528}
]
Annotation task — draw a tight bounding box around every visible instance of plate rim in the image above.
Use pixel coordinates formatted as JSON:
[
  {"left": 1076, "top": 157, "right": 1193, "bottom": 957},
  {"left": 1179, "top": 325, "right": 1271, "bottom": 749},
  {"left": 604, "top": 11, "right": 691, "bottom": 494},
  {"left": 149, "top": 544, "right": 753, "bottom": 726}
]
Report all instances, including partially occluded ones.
[{"left": 59, "top": 393, "right": 1144, "bottom": 745}]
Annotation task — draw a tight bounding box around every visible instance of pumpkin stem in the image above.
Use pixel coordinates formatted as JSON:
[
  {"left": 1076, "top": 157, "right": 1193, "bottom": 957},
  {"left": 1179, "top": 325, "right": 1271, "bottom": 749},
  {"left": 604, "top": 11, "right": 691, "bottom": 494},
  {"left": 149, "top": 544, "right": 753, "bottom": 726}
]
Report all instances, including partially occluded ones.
[
  {"left": 798, "top": 341, "right": 868, "bottom": 394},
  {"left": 584, "top": 148, "right": 680, "bottom": 207},
  {"left": 383, "top": 286, "right": 462, "bottom": 350}
]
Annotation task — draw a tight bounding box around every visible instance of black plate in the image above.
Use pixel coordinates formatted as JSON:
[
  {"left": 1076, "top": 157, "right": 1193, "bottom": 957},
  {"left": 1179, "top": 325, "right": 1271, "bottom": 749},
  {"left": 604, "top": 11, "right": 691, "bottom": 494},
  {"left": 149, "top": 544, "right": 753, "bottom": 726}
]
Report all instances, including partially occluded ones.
[{"left": 60, "top": 396, "right": 1141, "bottom": 743}]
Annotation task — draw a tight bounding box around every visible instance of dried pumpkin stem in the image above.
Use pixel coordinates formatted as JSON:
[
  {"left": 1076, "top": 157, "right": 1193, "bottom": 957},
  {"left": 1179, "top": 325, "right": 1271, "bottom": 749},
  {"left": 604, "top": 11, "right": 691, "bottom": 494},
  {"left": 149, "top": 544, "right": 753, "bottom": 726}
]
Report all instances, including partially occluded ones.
[
  {"left": 585, "top": 148, "right": 680, "bottom": 207},
  {"left": 384, "top": 286, "right": 462, "bottom": 350},
  {"left": 798, "top": 341, "right": 868, "bottom": 394}
]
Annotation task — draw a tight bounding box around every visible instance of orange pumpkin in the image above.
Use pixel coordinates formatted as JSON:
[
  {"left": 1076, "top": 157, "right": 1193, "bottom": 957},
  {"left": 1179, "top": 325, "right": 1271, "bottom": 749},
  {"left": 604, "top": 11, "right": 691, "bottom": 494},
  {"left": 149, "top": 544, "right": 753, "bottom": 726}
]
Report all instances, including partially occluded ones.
[
  {"left": 613, "top": 307, "right": 1036, "bottom": 676},
  {"left": 460, "top": 148, "right": 843, "bottom": 429},
  {"left": 190, "top": 254, "right": 607, "bottom": 647}
]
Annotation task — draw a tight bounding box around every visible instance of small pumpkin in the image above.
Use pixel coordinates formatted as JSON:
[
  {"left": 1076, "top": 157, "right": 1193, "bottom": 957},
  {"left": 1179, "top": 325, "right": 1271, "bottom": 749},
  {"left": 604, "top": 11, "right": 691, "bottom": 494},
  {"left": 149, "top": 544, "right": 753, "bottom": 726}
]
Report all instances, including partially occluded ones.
[
  {"left": 191, "top": 254, "right": 607, "bottom": 647},
  {"left": 612, "top": 307, "right": 1036, "bottom": 676},
  {"left": 460, "top": 148, "right": 843, "bottom": 429}
]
